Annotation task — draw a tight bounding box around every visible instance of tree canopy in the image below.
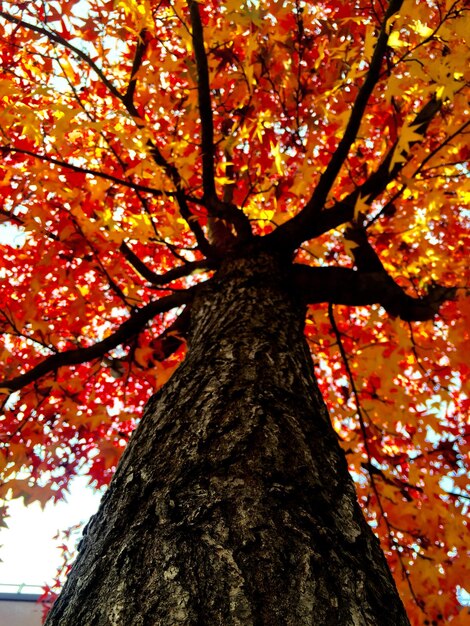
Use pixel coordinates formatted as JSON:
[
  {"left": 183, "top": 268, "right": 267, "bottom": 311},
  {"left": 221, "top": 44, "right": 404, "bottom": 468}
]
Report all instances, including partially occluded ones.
[{"left": 0, "top": 0, "right": 469, "bottom": 623}]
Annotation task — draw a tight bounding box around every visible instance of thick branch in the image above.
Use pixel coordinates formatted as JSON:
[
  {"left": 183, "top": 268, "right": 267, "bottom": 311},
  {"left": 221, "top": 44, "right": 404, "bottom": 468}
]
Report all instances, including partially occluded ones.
[
  {"left": 292, "top": 265, "right": 455, "bottom": 321},
  {"left": 186, "top": 2, "right": 252, "bottom": 245},
  {"left": 332, "top": 97, "right": 442, "bottom": 228},
  {"left": 275, "top": 96, "right": 442, "bottom": 242},
  {"left": 343, "top": 223, "right": 387, "bottom": 273},
  {"left": 188, "top": 0, "right": 216, "bottom": 201},
  {"left": 177, "top": 195, "right": 219, "bottom": 258},
  {"left": 0, "top": 288, "right": 197, "bottom": 394},
  {"left": 120, "top": 241, "right": 217, "bottom": 285},
  {"left": 123, "top": 30, "right": 148, "bottom": 109},
  {"left": 266, "top": 0, "right": 404, "bottom": 251},
  {"left": 360, "top": 98, "right": 442, "bottom": 201}
]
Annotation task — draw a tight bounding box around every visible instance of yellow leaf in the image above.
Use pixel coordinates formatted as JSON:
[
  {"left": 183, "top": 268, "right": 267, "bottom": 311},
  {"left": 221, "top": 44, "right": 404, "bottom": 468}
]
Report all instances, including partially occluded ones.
[
  {"left": 399, "top": 123, "right": 423, "bottom": 148},
  {"left": 353, "top": 193, "right": 371, "bottom": 221},
  {"left": 388, "top": 31, "right": 408, "bottom": 49},
  {"left": 270, "top": 141, "right": 284, "bottom": 175},
  {"left": 363, "top": 25, "right": 377, "bottom": 62},
  {"left": 343, "top": 236, "right": 360, "bottom": 260},
  {"left": 411, "top": 20, "right": 434, "bottom": 39},
  {"left": 389, "top": 123, "right": 423, "bottom": 171}
]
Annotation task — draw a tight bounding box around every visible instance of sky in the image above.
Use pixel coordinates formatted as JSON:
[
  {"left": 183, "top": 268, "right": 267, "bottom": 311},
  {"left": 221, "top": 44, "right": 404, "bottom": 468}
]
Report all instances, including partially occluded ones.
[{"left": 0, "top": 477, "right": 102, "bottom": 594}]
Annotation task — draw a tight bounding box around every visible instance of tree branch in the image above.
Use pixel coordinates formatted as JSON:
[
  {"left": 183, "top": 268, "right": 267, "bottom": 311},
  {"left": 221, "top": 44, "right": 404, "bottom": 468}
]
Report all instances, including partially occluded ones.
[
  {"left": 187, "top": 0, "right": 216, "bottom": 201},
  {"left": 0, "top": 288, "right": 197, "bottom": 394},
  {"left": 123, "top": 29, "right": 148, "bottom": 109},
  {"left": 0, "top": 10, "right": 122, "bottom": 101},
  {"left": 277, "top": 95, "right": 442, "bottom": 242},
  {"left": 5, "top": 147, "right": 212, "bottom": 257},
  {"left": 120, "top": 241, "right": 217, "bottom": 285},
  {"left": 329, "top": 301, "right": 422, "bottom": 604},
  {"left": 338, "top": 97, "right": 442, "bottom": 226},
  {"left": 343, "top": 223, "right": 387, "bottom": 273},
  {"left": 1, "top": 146, "right": 175, "bottom": 198},
  {"left": 0, "top": 9, "right": 217, "bottom": 258},
  {"left": 365, "top": 118, "right": 470, "bottom": 226},
  {"left": 266, "top": 0, "right": 404, "bottom": 251},
  {"left": 177, "top": 195, "right": 219, "bottom": 258},
  {"left": 292, "top": 265, "right": 456, "bottom": 321},
  {"left": 186, "top": 1, "right": 252, "bottom": 245}
]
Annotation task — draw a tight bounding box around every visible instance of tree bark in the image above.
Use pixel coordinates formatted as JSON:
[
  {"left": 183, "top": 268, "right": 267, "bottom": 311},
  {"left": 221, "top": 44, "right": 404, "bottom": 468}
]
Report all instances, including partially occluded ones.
[{"left": 45, "top": 251, "right": 410, "bottom": 626}]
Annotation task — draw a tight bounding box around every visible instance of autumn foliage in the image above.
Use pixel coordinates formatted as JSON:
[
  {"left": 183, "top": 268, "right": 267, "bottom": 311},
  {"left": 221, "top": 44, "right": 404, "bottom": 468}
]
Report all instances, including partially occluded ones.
[{"left": 0, "top": 0, "right": 469, "bottom": 623}]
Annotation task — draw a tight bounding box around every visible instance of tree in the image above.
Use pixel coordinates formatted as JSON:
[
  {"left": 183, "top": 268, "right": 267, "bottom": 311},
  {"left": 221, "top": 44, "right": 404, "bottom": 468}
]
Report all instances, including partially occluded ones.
[{"left": 0, "top": 0, "right": 468, "bottom": 623}]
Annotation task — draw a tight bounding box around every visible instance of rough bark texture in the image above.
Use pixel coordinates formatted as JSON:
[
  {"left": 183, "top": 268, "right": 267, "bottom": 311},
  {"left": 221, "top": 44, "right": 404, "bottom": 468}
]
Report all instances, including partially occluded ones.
[{"left": 45, "top": 252, "right": 410, "bottom": 625}]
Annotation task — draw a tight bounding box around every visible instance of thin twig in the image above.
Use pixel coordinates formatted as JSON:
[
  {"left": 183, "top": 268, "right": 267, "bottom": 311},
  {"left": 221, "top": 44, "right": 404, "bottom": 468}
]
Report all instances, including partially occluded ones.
[{"left": 328, "top": 302, "right": 423, "bottom": 612}]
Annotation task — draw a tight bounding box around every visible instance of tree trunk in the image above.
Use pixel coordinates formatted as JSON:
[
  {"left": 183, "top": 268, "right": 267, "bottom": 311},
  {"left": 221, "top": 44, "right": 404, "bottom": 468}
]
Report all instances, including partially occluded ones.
[{"left": 45, "top": 251, "right": 410, "bottom": 626}]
